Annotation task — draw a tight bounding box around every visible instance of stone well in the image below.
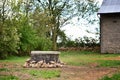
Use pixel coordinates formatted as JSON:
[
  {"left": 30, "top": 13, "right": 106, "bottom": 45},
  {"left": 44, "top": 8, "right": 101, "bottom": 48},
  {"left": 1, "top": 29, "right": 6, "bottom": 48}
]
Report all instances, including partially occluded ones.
[
  {"left": 23, "top": 51, "right": 64, "bottom": 68},
  {"left": 31, "top": 51, "right": 60, "bottom": 63}
]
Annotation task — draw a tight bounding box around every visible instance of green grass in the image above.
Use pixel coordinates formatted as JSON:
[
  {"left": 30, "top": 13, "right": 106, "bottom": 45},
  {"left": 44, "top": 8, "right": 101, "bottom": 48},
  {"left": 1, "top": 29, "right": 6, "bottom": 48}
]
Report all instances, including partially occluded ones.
[
  {"left": 1, "top": 51, "right": 120, "bottom": 79},
  {"left": 0, "top": 51, "right": 120, "bottom": 67},
  {"left": 27, "top": 69, "right": 61, "bottom": 79},
  {"left": 60, "top": 51, "right": 120, "bottom": 67},
  {"left": 0, "top": 75, "right": 19, "bottom": 80},
  {"left": 60, "top": 51, "right": 96, "bottom": 66},
  {"left": 0, "top": 68, "right": 9, "bottom": 72},
  {"left": 98, "top": 60, "right": 120, "bottom": 67},
  {"left": 0, "top": 56, "right": 29, "bottom": 63},
  {"left": 100, "top": 73, "right": 120, "bottom": 80}
]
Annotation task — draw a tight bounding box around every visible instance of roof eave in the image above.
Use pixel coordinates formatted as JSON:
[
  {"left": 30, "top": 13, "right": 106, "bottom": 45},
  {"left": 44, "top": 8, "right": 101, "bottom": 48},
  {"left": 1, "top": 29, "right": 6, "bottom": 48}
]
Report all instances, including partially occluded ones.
[{"left": 98, "top": 12, "right": 120, "bottom": 15}]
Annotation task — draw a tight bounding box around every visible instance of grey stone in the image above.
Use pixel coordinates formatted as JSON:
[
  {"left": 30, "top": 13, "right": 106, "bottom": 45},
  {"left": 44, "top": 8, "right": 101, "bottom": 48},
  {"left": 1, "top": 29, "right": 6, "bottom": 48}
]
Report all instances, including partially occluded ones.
[{"left": 31, "top": 51, "right": 60, "bottom": 63}]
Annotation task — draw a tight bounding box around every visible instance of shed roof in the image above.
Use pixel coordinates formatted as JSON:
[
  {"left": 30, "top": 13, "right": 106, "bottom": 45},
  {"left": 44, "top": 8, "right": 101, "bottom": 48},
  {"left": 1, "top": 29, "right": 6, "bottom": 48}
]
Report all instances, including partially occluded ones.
[{"left": 98, "top": 0, "right": 120, "bottom": 14}]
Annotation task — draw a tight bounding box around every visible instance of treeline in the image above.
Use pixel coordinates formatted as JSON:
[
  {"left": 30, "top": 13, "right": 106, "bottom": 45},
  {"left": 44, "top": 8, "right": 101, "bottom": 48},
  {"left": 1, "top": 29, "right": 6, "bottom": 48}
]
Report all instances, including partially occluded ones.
[
  {"left": 0, "top": 0, "right": 98, "bottom": 59},
  {"left": 58, "top": 36, "right": 100, "bottom": 51}
]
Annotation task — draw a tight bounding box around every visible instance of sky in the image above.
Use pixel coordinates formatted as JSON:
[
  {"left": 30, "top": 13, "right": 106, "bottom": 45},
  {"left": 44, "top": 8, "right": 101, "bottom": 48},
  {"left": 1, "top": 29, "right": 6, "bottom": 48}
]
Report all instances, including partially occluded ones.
[{"left": 61, "top": 0, "right": 103, "bottom": 40}]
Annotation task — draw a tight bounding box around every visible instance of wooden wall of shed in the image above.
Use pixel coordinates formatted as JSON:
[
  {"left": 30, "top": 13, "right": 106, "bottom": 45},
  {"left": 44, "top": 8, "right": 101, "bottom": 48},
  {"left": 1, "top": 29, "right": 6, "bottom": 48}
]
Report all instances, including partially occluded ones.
[{"left": 101, "top": 13, "right": 120, "bottom": 53}]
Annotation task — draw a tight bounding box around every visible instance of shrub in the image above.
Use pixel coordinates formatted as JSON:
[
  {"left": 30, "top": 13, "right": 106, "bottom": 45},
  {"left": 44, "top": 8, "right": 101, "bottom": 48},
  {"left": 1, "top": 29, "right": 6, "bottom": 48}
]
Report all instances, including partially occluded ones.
[
  {"left": 18, "top": 24, "right": 39, "bottom": 55},
  {"left": 0, "top": 25, "right": 20, "bottom": 59},
  {"left": 36, "top": 37, "right": 52, "bottom": 51}
]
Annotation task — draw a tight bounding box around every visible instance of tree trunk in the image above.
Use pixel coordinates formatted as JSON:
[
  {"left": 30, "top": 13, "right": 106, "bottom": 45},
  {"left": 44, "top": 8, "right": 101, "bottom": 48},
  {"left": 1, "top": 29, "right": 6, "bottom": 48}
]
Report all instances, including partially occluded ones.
[
  {"left": 52, "top": 27, "right": 57, "bottom": 51},
  {"left": 52, "top": 16, "right": 60, "bottom": 51}
]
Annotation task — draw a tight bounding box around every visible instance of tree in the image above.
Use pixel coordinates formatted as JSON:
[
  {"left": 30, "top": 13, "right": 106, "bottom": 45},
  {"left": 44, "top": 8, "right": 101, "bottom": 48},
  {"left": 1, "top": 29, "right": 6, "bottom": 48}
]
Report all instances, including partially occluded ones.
[
  {"left": 36, "top": 0, "right": 99, "bottom": 50},
  {"left": 0, "top": 0, "right": 21, "bottom": 59},
  {"left": 0, "top": 0, "right": 99, "bottom": 59},
  {"left": 0, "top": 0, "right": 39, "bottom": 58},
  {"left": 10, "top": 0, "right": 40, "bottom": 55},
  {"left": 30, "top": 6, "right": 53, "bottom": 51}
]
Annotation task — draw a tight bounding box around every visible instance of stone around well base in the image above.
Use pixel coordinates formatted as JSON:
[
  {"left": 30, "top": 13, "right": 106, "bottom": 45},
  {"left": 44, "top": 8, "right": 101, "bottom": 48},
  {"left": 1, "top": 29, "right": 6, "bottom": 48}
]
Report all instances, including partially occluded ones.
[{"left": 23, "top": 51, "right": 64, "bottom": 68}]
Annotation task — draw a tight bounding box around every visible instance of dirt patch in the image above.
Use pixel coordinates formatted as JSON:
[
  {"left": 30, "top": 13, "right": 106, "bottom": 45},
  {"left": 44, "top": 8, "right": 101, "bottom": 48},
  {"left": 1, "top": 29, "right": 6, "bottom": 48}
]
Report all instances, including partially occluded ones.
[
  {"left": 103, "top": 56, "right": 120, "bottom": 60},
  {"left": 58, "top": 65, "right": 118, "bottom": 80},
  {"left": 0, "top": 63, "right": 119, "bottom": 80}
]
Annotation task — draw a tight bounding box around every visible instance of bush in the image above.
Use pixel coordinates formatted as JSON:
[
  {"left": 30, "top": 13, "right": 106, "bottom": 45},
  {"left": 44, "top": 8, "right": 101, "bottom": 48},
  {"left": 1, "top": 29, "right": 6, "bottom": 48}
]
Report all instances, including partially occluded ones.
[
  {"left": 18, "top": 24, "right": 39, "bottom": 55},
  {"left": 0, "top": 25, "right": 20, "bottom": 59},
  {"left": 58, "top": 36, "right": 100, "bottom": 49},
  {"left": 36, "top": 37, "right": 52, "bottom": 51}
]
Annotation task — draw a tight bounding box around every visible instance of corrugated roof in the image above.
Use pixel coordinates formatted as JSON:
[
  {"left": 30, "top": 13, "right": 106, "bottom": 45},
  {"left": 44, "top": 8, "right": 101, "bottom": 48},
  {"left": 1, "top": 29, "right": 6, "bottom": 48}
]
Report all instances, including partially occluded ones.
[{"left": 98, "top": 0, "right": 120, "bottom": 14}]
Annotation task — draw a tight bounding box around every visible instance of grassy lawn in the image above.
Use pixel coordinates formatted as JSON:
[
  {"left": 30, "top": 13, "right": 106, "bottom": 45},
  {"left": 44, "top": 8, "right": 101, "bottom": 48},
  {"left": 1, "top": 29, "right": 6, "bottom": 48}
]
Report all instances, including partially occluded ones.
[
  {"left": 0, "top": 75, "right": 19, "bottom": 80},
  {"left": 1, "top": 51, "right": 120, "bottom": 67},
  {"left": 0, "top": 51, "right": 120, "bottom": 80},
  {"left": 27, "top": 69, "right": 60, "bottom": 79},
  {"left": 100, "top": 73, "right": 120, "bottom": 80},
  {"left": 0, "top": 56, "right": 29, "bottom": 63},
  {"left": 60, "top": 51, "right": 120, "bottom": 67}
]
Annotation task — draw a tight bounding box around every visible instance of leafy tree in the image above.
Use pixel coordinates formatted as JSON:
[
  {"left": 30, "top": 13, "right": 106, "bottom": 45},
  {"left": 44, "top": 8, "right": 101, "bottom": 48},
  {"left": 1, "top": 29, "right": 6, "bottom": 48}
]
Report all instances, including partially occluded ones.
[
  {"left": 17, "top": 17, "right": 39, "bottom": 55},
  {"left": 36, "top": 0, "right": 99, "bottom": 50},
  {"left": 0, "top": 0, "right": 99, "bottom": 59},
  {"left": 0, "top": 20, "right": 20, "bottom": 59},
  {"left": 0, "top": 0, "right": 39, "bottom": 57},
  {"left": 0, "top": 0, "right": 21, "bottom": 59},
  {"left": 30, "top": 6, "right": 53, "bottom": 51}
]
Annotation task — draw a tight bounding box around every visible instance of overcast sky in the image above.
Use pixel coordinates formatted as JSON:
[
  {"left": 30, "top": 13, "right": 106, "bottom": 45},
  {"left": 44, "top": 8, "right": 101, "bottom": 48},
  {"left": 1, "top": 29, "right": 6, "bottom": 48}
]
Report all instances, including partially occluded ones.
[{"left": 61, "top": 0, "right": 103, "bottom": 40}]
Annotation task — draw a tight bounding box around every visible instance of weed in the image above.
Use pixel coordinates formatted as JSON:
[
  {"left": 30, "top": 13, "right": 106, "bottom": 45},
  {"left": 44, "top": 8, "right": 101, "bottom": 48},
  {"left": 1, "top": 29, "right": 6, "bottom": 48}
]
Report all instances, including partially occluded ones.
[
  {"left": 0, "top": 68, "right": 9, "bottom": 72},
  {"left": 100, "top": 73, "right": 120, "bottom": 80},
  {"left": 0, "top": 75, "right": 19, "bottom": 80}
]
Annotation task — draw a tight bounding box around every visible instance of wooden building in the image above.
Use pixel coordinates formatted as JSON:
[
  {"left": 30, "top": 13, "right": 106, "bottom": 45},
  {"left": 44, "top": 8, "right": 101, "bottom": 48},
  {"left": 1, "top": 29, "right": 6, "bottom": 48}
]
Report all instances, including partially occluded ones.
[{"left": 98, "top": 0, "right": 120, "bottom": 53}]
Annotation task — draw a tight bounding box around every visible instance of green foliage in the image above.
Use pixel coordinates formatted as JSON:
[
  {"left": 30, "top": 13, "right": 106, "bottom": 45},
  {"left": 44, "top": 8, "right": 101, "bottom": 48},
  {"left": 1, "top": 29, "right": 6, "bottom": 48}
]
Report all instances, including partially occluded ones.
[
  {"left": 28, "top": 69, "right": 60, "bottom": 79},
  {"left": 31, "top": 7, "right": 53, "bottom": 51},
  {"left": 0, "top": 0, "right": 99, "bottom": 58},
  {"left": 82, "top": 36, "right": 99, "bottom": 47},
  {"left": 0, "top": 53, "right": 8, "bottom": 60},
  {"left": 36, "top": 37, "right": 52, "bottom": 51},
  {"left": 36, "top": 0, "right": 99, "bottom": 50},
  {"left": 57, "top": 30, "right": 67, "bottom": 47},
  {"left": 58, "top": 36, "right": 99, "bottom": 48},
  {"left": 100, "top": 73, "right": 120, "bottom": 80},
  {"left": 65, "top": 39, "right": 76, "bottom": 47},
  {"left": 18, "top": 24, "right": 39, "bottom": 54},
  {"left": 0, "top": 20, "right": 20, "bottom": 59},
  {"left": 2, "top": 27, "right": 20, "bottom": 53}
]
